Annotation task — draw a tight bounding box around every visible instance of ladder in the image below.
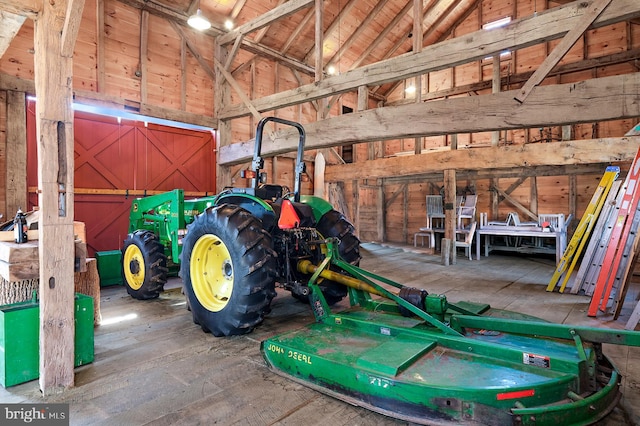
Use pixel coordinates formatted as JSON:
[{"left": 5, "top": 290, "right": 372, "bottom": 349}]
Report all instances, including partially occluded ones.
[
  {"left": 589, "top": 147, "right": 640, "bottom": 316},
  {"left": 546, "top": 166, "right": 620, "bottom": 292}
]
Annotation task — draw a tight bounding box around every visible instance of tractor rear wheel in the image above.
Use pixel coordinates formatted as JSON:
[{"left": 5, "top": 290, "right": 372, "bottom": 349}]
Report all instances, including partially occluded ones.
[
  {"left": 180, "top": 205, "right": 277, "bottom": 337},
  {"left": 295, "top": 209, "right": 361, "bottom": 305},
  {"left": 122, "top": 230, "right": 168, "bottom": 300}
]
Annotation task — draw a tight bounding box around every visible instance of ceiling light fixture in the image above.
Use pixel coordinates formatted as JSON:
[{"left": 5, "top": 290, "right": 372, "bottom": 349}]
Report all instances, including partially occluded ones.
[
  {"left": 188, "top": 1, "right": 211, "bottom": 31},
  {"left": 224, "top": 19, "right": 234, "bottom": 30}
]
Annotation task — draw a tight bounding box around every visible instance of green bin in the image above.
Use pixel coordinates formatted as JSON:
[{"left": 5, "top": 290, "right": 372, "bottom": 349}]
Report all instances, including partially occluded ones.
[
  {"left": 0, "top": 293, "right": 94, "bottom": 387},
  {"left": 96, "top": 250, "right": 123, "bottom": 287}
]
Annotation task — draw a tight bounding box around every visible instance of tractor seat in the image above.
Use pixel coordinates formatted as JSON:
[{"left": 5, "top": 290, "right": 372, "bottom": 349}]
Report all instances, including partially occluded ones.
[{"left": 256, "top": 184, "right": 283, "bottom": 201}]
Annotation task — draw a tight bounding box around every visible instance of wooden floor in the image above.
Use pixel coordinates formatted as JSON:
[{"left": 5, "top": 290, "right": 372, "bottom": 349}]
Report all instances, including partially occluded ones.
[{"left": 2, "top": 243, "right": 639, "bottom": 425}]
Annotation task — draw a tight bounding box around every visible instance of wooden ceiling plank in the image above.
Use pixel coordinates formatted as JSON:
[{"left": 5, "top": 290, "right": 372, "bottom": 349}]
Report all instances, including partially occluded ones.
[
  {"left": 282, "top": 7, "right": 314, "bottom": 54},
  {"left": 0, "top": 11, "right": 26, "bottom": 59},
  {"left": 60, "top": 0, "right": 86, "bottom": 57},
  {"left": 230, "top": 0, "right": 247, "bottom": 19},
  {"left": 515, "top": 0, "right": 614, "bottom": 103},
  {"left": 219, "top": 72, "right": 640, "bottom": 165},
  {"left": 219, "top": 0, "right": 640, "bottom": 120},
  {"left": 218, "top": 0, "right": 313, "bottom": 45},
  {"left": 325, "top": 0, "right": 388, "bottom": 69},
  {"left": 303, "top": 0, "right": 361, "bottom": 63},
  {"left": 350, "top": 0, "right": 413, "bottom": 70}
]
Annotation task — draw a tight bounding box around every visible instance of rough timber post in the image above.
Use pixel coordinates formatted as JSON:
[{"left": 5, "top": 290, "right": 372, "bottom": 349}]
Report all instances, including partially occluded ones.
[{"left": 34, "top": 0, "right": 85, "bottom": 394}]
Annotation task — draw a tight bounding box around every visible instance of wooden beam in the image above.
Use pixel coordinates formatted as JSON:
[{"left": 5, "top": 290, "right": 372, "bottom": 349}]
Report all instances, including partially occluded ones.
[
  {"left": 218, "top": 0, "right": 640, "bottom": 120},
  {"left": 139, "top": 10, "right": 149, "bottom": 104},
  {"left": 314, "top": 0, "right": 323, "bottom": 83},
  {"left": 324, "top": 0, "right": 388, "bottom": 69},
  {"left": 115, "top": 0, "right": 225, "bottom": 35},
  {"left": 60, "top": 0, "right": 85, "bottom": 57},
  {"left": 325, "top": 137, "right": 640, "bottom": 181},
  {"left": 33, "top": 0, "right": 76, "bottom": 394},
  {"left": 96, "top": 0, "right": 105, "bottom": 91},
  {"left": 0, "top": 72, "right": 218, "bottom": 128},
  {"left": 515, "top": 0, "right": 613, "bottom": 103},
  {"left": 325, "top": 136, "right": 640, "bottom": 182},
  {"left": 213, "top": 58, "right": 262, "bottom": 122},
  {"left": 5, "top": 90, "right": 27, "bottom": 218},
  {"left": 170, "top": 22, "right": 216, "bottom": 79},
  {"left": 492, "top": 186, "right": 538, "bottom": 221},
  {"left": 218, "top": 0, "right": 314, "bottom": 45},
  {"left": 0, "top": 0, "right": 41, "bottom": 16},
  {"left": 239, "top": 38, "right": 315, "bottom": 74},
  {"left": 0, "top": 11, "right": 26, "bottom": 59},
  {"left": 219, "top": 72, "right": 640, "bottom": 165}
]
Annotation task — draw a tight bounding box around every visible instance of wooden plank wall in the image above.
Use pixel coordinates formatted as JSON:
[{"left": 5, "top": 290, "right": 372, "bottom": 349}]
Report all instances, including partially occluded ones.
[{"left": 335, "top": 1, "right": 640, "bottom": 244}]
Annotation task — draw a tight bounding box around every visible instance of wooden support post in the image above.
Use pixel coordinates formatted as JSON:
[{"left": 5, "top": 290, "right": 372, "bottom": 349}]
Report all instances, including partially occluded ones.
[
  {"left": 492, "top": 53, "right": 501, "bottom": 146},
  {"left": 6, "top": 90, "right": 27, "bottom": 218},
  {"left": 444, "top": 169, "right": 457, "bottom": 265},
  {"left": 314, "top": 0, "right": 323, "bottom": 83},
  {"left": 34, "top": 0, "right": 83, "bottom": 394},
  {"left": 377, "top": 182, "right": 385, "bottom": 242},
  {"left": 215, "top": 41, "right": 232, "bottom": 192}
]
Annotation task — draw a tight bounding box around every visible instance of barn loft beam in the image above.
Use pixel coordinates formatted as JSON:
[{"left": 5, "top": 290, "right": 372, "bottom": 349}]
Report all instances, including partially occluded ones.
[
  {"left": 386, "top": 47, "right": 640, "bottom": 106},
  {"left": 218, "top": 0, "right": 314, "bottom": 45},
  {"left": 218, "top": 72, "right": 640, "bottom": 165},
  {"left": 218, "top": 0, "right": 640, "bottom": 120},
  {"left": 0, "top": 72, "right": 218, "bottom": 128},
  {"left": 0, "top": 0, "right": 41, "bottom": 17},
  {"left": 0, "top": 11, "right": 26, "bottom": 58},
  {"left": 116, "top": 0, "right": 225, "bottom": 34},
  {"left": 325, "top": 137, "right": 639, "bottom": 182}
]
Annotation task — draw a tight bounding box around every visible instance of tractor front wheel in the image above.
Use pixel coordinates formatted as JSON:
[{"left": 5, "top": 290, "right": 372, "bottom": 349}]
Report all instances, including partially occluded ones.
[
  {"left": 180, "top": 205, "right": 277, "bottom": 337},
  {"left": 122, "top": 230, "right": 168, "bottom": 300}
]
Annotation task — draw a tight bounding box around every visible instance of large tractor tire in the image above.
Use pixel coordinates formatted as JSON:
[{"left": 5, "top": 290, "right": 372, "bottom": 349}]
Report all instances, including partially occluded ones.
[
  {"left": 296, "top": 209, "right": 361, "bottom": 305},
  {"left": 180, "top": 204, "right": 278, "bottom": 337},
  {"left": 122, "top": 230, "right": 168, "bottom": 300}
]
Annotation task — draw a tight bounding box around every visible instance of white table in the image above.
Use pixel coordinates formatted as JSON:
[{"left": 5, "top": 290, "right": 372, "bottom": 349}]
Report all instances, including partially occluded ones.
[{"left": 476, "top": 225, "right": 566, "bottom": 264}]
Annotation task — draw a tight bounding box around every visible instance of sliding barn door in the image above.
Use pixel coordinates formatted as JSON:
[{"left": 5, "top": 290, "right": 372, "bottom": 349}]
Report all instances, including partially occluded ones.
[{"left": 27, "top": 100, "right": 215, "bottom": 255}]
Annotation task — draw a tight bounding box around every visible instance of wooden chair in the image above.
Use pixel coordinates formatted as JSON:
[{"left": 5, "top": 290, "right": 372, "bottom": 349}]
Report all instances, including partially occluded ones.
[
  {"left": 457, "top": 194, "right": 477, "bottom": 228},
  {"left": 426, "top": 195, "right": 445, "bottom": 228},
  {"left": 455, "top": 221, "right": 477, "bottom": 260}
]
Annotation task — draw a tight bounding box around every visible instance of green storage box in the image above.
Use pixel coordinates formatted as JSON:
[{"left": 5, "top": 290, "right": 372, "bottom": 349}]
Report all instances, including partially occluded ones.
[
  {"left": 96, "top": 250, "right": 123, "bottom": 287},
  {"left": 0, "top": 293, "right": 94, "bottom": 387}
]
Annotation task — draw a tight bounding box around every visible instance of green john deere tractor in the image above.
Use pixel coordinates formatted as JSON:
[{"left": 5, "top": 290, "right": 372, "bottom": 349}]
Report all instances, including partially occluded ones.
[{"left": 122, "top": 117, "right": 360, "bottom": 336}]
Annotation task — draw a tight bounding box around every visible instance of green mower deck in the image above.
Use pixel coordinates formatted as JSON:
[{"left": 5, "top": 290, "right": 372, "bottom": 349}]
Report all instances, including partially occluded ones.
[{"left": 261, "top": 240, "right": 640, "bottom": 426}]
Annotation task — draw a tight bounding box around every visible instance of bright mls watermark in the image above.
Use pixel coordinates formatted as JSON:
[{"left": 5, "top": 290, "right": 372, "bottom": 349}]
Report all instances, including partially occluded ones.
[{"left": 0, "top": 404, "right": 69, "bottom": 425}]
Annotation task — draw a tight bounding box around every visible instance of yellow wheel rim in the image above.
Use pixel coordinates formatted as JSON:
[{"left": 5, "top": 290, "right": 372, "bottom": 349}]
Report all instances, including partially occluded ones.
[
  {"left": 124, "top": 244, "right": 145, "bottom": 290},
  {"left": 191, "top": 234, "right": 234, "bottom": 312}
]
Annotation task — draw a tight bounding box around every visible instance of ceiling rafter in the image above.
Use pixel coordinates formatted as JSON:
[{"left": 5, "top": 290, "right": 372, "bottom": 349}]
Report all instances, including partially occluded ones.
[
  {"left": 302, "top": 0, "right": 360, "bottom": 63},
  {"left": 218, "top": 0, "right": 313, "bottom": 45},
  {"left": 325, "top": 0, "right": 389, "bottom": 71}
]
